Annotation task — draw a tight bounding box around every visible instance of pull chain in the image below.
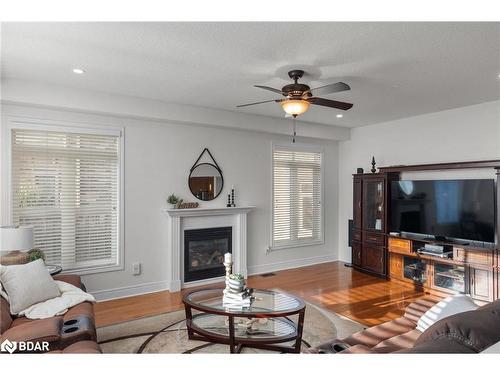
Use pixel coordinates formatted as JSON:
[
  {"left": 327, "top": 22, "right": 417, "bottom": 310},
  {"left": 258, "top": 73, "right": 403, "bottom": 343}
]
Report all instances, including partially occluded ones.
[{"left": 292, "top": 116, "right": 297, "bottom": 143}]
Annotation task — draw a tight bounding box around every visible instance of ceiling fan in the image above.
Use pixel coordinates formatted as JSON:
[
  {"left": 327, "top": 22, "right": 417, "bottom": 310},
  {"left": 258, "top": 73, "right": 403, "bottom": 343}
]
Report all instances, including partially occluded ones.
[{"left": 237, "top": 69, "right": 353, "bottom": 117}]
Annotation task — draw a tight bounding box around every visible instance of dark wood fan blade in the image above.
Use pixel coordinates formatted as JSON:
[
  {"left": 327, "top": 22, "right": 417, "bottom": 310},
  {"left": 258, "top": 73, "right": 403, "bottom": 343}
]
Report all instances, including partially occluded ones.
[
  {"left": 307, "top": 97, "right": 353, "bottom": 110},
  {"left": 254, "top": 85, "right": 284, "bottom": 95},
  {"left": 236, "top": 98, "right": 283, "bottom": 108},
  {"left": 308, "top": 82, "right": 350, "bottom": 96}
]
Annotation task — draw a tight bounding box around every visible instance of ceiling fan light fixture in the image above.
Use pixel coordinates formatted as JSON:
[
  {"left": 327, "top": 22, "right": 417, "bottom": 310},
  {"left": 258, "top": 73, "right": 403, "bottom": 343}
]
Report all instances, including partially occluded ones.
[{"left": 281, "top": 99, "right": 310, "bottom": 116}]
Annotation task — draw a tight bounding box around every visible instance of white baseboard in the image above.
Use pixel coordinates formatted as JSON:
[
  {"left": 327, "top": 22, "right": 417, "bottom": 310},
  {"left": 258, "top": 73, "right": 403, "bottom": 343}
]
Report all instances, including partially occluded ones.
[
  {"left": 90, "top": 280, "right": 170, "bottom": 302},
  {"left": 247, "top": 254, "right": 337, "bottom": 276}
]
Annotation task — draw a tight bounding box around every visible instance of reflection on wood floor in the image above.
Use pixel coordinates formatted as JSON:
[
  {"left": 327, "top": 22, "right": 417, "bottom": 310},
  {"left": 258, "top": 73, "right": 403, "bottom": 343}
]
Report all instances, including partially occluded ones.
[{"left": 95, "top": 261, "right": 436, "bottom": 328}]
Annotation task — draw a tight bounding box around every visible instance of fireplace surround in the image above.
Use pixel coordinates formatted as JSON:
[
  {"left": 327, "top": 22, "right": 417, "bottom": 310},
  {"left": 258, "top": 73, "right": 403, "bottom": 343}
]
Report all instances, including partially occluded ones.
[{"left": 163, "top": 206, "right": 255, "bottom": 291}]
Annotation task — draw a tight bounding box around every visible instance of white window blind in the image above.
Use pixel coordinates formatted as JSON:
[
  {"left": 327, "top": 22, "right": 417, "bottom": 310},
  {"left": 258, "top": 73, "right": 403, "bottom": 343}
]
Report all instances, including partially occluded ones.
[
  {"left": 11, "top": 127, "right": 121, "bottom": 272},
  {"left": 272, "top": 145, "right": 323, "bottom": 249}
]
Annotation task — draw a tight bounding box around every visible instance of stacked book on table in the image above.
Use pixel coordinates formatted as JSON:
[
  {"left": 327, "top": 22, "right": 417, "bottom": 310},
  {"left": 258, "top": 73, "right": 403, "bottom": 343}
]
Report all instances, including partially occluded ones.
[{"left": 223, "top": 288, "right": 254, "bottom": 309}]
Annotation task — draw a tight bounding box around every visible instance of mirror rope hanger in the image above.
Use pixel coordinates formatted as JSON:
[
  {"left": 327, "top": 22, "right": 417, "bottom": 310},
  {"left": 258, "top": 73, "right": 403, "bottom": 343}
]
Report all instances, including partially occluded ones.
[{"left": 190, "top": 148, "right": 222, "bottom": 173}]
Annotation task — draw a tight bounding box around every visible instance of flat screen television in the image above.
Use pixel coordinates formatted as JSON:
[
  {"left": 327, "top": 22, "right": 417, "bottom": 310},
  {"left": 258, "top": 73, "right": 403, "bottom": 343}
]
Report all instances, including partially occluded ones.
[{"left": 391, "top": 179, "right": 496, "bottom": 243}]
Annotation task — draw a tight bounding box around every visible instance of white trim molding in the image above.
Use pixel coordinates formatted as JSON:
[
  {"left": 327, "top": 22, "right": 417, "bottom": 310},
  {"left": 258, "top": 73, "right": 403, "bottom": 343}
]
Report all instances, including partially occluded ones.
[
  {"left": 90, "top": 280, "right": 169, "bottom": 302},
  {"left": 164, "top": 206, "right": 255, "bottom": 217},
  {"left": 1, "top": 116, "right": 125, "bottom": 275},
  {"left": 269, "top": 142, "right": 325, "bottom": 252}
]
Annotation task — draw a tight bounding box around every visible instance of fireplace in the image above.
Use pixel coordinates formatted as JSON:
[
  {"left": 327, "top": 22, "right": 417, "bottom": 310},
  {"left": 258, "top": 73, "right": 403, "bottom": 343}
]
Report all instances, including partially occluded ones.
[
  {"left": 164, "top": 206, "right": 253, "bottom": 291},
  {"left": 184, "top": 226, "right": 232, "bottom": 282}
]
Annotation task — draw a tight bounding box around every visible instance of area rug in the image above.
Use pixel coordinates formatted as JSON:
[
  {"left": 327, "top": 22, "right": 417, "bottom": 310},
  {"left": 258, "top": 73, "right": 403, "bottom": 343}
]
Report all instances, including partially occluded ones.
[{"left": 97, "top": 301, "right": 365, "bottom": 354}]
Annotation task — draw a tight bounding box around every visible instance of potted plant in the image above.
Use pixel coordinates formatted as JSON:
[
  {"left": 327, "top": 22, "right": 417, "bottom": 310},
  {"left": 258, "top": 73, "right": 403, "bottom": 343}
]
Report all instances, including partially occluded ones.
[
  {"left": 28, "top": 248, "right": 46, "bottom": 262},
  {"left": 228, "top": 273, "right": 245, "bottom": 292},
  {"left": 167, "top": 194, "right": 180, "bottom": 209}
]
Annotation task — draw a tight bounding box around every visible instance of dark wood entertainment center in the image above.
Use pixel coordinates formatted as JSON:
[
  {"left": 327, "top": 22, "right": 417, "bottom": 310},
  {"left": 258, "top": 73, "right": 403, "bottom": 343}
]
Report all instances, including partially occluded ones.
[{"left": 352, "top": 159, "right": 500, "bottom": 303}]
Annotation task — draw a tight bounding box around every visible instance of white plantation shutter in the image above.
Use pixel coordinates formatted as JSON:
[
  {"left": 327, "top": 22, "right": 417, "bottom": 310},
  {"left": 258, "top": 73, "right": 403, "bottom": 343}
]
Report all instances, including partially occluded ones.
[
  {"left": 272, "top": 145, "right": 323, "bottom": 249},
  {"left": 11, "top": 127, "right": 121, "bottom": 272}
]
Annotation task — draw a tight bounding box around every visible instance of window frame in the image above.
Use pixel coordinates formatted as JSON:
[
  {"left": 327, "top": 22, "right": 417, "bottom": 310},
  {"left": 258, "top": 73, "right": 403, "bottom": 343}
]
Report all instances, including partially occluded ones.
[
  {"left": 2, "top": 116, "right": 125, "bottom": 275},
  {"left": 269, "top": 142, "right": 325, "bottom": 252}
]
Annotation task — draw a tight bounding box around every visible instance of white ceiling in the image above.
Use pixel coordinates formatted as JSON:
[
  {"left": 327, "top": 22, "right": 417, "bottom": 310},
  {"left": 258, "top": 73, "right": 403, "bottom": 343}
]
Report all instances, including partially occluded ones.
[{"left": 1, "top": 22, "right": 499, "bottom": 128}]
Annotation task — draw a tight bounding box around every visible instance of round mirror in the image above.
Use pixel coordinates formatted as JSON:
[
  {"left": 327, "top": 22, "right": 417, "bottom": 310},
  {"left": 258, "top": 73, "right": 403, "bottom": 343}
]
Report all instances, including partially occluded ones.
[{"left": 188, "top": 163, "right": 224, "bottom": 201}]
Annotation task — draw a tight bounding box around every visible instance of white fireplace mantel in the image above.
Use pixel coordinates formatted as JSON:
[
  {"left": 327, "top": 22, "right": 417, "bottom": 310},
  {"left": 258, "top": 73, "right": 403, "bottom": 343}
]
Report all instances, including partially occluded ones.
[{"left": 163, "top": 206, "right": 255, "bottom": 292}]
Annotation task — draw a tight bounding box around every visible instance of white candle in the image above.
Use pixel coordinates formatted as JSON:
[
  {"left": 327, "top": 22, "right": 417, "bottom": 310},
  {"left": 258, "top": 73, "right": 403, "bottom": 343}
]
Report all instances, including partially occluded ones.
[{"left": 224, "top": 252, "right": 232, "bottom": 264}]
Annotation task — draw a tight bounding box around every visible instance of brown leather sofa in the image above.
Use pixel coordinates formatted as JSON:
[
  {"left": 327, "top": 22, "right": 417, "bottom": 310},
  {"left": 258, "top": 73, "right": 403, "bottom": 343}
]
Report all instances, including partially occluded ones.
[
  {"left": 310, "top": 297, "right": 500, "bottom": 353},
  {"left": 0, "top": 274, "right": 101, "bottom": 354}
]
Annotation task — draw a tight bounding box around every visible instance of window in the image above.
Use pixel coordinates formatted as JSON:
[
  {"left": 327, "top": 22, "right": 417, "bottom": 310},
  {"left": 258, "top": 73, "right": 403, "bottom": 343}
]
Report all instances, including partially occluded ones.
[
  {"left": 271, "top": 144, "right": 323, "bottom": 249},
  {"left": 10, "top": 125, "right": 123, "bottom": 273}
]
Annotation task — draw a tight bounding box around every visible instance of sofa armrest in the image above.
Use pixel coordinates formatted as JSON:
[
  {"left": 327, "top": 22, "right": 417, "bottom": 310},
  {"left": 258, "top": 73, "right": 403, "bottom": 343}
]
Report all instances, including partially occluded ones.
[
  {"left": 0, "top": 316, "right": 63, "bottom": 351},
  {"left": 52, "top": 274, "right": 82, "bottom": 289},
  {"left": 403, "top": 298, "right": 436, "bottom": 324}
]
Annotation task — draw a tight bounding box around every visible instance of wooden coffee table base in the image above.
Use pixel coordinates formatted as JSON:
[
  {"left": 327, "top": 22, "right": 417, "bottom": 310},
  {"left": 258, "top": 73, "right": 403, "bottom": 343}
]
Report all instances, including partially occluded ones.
[{"left": 184, "top": 305, "right": 306, "bottom": 354}]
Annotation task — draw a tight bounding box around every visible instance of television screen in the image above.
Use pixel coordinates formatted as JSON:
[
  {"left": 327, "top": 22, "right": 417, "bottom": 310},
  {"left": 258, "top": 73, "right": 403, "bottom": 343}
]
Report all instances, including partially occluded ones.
[{"left": 391, "top": 179, "right": 495, "bottom": 243}]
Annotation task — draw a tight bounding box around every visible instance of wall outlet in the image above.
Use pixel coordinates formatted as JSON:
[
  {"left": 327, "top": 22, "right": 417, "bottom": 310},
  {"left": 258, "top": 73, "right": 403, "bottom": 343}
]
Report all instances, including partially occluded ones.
[{"left": 132, "top": 262, "right": 141, "bottom": 275}]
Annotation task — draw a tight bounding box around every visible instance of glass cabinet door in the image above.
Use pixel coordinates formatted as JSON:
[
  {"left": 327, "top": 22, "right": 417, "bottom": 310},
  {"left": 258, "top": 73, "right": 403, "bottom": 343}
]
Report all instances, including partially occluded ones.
[
  {"left": 363, "top": 179, "right": 384, "bottom": 232},
  {"left": 433, "top": 263, "right": 465, "bottom": 293},
  {"left": 403, "top": 257, "right": 427, "bottom": 284}
]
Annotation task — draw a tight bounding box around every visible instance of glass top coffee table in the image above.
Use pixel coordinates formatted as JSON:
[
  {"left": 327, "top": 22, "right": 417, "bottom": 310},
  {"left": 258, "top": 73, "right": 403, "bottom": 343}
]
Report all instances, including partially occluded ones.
[{"left": 183, "top": 288, "right": 306, "bottom": 353}]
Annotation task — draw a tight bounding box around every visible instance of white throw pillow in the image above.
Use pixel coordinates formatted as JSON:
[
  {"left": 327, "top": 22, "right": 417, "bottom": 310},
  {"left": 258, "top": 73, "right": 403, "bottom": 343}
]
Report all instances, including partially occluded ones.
[
  {"left": 0, "top": 259, "right": 61, "bottom": 315},
  {"left": 416, "top": 294, "right": 478, "bottom": 332},
  {"left": 481, "top": 341, "right": 500, "bottom": 354}
]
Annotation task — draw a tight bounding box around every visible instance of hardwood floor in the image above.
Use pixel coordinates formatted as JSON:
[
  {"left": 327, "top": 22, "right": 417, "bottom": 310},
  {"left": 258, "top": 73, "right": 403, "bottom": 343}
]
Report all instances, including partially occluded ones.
[{"left": 95, "top": 261, "right": 436, "bottom": 328}]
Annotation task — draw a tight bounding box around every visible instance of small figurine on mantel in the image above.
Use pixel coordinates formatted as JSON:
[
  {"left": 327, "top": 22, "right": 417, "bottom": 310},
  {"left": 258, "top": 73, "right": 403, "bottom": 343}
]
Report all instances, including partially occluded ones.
[
  {"left": 371, "top": 156, "right": 377, "bottom": 173},
  {"left": 226, "top": 185, "right": 236, "bottom": 207}
]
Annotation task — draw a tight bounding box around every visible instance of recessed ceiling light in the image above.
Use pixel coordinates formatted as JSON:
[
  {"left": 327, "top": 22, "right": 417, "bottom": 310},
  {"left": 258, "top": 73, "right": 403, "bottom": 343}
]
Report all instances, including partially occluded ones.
[
  {"left": 336, "top": 114, "right": 343, "bottom": 118},
  {"left": 72, "top": 68, "right": 85, "bottom": 75}
]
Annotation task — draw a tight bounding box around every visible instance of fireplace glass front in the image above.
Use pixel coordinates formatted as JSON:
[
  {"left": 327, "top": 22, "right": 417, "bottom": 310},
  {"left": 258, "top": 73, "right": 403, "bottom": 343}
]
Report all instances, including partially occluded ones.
[{"left": 184, "top": 226, "right": 232, "bottom": 282}]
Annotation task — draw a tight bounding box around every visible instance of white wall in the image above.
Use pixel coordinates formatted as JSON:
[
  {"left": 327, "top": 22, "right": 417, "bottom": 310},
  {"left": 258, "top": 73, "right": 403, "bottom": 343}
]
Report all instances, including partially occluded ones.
[
  {"left": 3, "top": 79, "right": 498, "bottom": 299},
  {"left": 1, "top": 79, "right": 350, "bottom": 141},
  {"left": 0, "top": 102, "right": 340, "bottom": 300},
  {"left": 338, "top": 100, "right": 500, "bottom": 262}
]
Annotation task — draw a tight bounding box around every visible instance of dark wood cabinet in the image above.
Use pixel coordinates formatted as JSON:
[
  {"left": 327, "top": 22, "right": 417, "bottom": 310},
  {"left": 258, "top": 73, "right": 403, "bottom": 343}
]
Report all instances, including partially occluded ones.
[
  {"left": 362, "top": 178, "right": 385, "bottom": 232},
  {"left": 352, "top": 242, "right": 362, "bottom": 267},
  {"left": 351, "top": 173, "right": 398, "bottom": 277},
  {"left": 353, "top": 178, "right": 363, "bottom": 228},
  {"left": 362, "top": 244, "right": 385, "bottom": 274},
  {"left": 353, "top": 159, "right": 500, "bottom": 301}
]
